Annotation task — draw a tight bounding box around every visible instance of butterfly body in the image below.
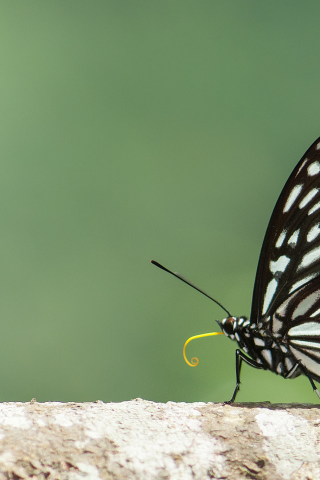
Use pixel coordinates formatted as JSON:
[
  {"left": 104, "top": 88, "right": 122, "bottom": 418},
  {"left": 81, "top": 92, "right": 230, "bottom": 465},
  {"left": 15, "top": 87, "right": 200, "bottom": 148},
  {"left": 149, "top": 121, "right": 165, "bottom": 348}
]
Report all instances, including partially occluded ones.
[{"left": 218, "top": 316, "right": 302, "bottom": 380}]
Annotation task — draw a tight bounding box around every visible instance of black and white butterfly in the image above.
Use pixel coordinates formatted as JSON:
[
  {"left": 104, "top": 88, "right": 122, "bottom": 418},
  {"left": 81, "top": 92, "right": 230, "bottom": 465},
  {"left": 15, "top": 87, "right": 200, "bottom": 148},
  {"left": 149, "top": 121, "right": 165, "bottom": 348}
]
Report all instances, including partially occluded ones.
[{"left": 152, "top": 137, "right": 320, "bottom": 402}]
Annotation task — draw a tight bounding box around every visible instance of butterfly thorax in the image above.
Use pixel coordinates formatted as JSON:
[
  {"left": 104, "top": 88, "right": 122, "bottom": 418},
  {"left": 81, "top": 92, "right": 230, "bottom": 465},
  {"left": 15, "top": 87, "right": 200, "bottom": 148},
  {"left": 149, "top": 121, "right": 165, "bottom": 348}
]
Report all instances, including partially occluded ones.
[{"left": 217, "top": 316, "right": 301, "bottom": 379}]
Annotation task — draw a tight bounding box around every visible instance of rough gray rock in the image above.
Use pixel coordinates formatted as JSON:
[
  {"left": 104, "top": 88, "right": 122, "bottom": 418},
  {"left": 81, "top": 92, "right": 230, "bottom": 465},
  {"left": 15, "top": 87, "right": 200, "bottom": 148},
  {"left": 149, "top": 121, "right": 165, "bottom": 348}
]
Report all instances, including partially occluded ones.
[{"left": 0, "top": 399, "right": 319, "bottom": 479}]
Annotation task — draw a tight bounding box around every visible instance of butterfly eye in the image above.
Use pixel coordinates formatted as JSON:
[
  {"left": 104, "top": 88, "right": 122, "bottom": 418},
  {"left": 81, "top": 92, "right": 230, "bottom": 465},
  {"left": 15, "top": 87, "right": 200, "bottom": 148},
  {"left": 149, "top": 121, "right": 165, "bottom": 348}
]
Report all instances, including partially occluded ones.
[{"left": 223, "top": 317, "right": 235, "bottom": 335}]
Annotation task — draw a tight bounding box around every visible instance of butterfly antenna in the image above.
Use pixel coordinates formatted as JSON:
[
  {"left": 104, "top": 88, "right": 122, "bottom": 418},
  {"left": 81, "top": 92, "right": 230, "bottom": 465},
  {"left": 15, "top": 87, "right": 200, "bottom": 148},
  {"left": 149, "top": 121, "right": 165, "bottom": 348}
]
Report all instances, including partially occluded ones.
[{"left": 151, "top": 260, "right": 231, "bottom": 317}]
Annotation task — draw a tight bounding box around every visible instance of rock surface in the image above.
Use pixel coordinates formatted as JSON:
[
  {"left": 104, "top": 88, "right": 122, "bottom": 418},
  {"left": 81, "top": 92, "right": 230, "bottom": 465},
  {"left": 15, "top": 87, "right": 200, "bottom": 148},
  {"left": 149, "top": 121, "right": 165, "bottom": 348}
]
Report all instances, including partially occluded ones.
[{"left": 0, "top": 399, "right": 319, "bottom": 479}]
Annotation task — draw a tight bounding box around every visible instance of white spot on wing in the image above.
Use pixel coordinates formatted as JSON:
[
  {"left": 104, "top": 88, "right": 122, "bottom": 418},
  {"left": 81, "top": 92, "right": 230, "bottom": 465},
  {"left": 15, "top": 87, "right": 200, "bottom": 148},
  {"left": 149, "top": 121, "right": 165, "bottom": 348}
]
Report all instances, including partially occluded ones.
[
  {"left": 276, "top": 363, "right": 282, "bottom": 374},
  {"left": 311, "top": 307, "right": 320, "bottom": 318},
  {"left": 277, "top": 289, "right": 301, "bottom": 315},
  {"left": 296, "top": 158, "right": 308, "bottom": 176},
  {"left": 290, "top": 346, "right": 320, "bottom": 376},
  {"left": 308, "top": 161, "right": 320, "bottom": 176},
  {"left": 261, "top": 349, "right": 272, "bottom": 365},
  {"left": 283, "top": 185, "right": 303, "bottom": 213},
  {"left": 307, "top": 223, "right": 320, "bottom": 242},
  {"left": 272, "top": 317, "right": 282, "bottom": 333},
  {"left": 317, "top": 142, "right": 320, "bottom": 150},
  {"left": 297, "top": 245, "right": 320, "bottom": 270},
  {"left": 308, "top": 201, "right": 320, "bottom": 215},
  {"left": 289, "top": 322, "right": 320, "bottom": 336},
  {"left": 254, "top": 337, "right": 265, "bottom": 347},
  {"left": 262, "top": 279, "right": 278, "bottom": 315},
  {"left": 299, "top": 189, "right": 319, "bottom": 209},
  {"left": 302, "top": 349, "right": 320, "bottom": 360},
  {"left": 289, "top": 273, "right": 318, "bottom": 293},
  {"left": 290, "top": 339, "right": 320, "bottom": 349},
  {"left": 292, "top": 290, "right": 320, "bottom": 319},
  {"left": 270, "top": 255, "right": 290, "bottom": 274},
  {"left": 288, "top": 229, "right": 299, "bottom": 247},
  {"left": 285, "top": 357, "right": 293, "bottom": 371},
  {"left": 276, "top": 230, "right": 287, "bottom": 248}
]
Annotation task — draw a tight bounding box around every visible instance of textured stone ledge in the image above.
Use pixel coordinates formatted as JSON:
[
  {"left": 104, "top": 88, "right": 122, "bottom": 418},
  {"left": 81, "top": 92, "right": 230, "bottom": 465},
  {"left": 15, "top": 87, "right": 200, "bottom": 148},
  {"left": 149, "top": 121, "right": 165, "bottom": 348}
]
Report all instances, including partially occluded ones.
[{"left": 0, "top": 399, "right": 319, "bottom": 479}]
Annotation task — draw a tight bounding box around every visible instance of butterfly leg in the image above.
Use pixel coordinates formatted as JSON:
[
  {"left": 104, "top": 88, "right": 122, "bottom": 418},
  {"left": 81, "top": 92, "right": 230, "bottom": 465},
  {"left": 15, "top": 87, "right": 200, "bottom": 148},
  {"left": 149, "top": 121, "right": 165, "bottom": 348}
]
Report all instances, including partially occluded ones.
[
  {"left": 224, "top": 349, "right": 266, "bottom": 404},
  {"left": 285, "top": 359, "right": 320, "bottom": 400}
]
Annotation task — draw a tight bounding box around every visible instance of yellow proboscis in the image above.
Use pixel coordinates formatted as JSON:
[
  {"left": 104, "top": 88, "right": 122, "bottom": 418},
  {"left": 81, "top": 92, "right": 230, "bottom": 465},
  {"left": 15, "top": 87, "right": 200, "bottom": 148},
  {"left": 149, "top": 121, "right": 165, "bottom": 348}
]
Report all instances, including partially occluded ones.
[{"left": 183, "top": 332, "right": 224, "bottom": 367}]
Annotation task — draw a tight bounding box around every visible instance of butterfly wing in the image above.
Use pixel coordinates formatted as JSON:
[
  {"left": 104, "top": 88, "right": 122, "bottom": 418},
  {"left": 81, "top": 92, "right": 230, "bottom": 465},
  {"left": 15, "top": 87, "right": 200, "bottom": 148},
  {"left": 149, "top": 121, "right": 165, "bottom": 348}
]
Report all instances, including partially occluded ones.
[{"left": 251, "top": 137, "right": 320, "bottom": 325}]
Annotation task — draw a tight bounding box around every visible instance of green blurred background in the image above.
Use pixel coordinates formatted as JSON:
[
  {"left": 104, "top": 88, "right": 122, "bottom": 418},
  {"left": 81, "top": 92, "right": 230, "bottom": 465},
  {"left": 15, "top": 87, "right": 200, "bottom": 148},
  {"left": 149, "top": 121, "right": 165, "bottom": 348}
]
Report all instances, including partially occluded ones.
[{"left": 1, "top": 1, "right": 320, "bottom": 403}]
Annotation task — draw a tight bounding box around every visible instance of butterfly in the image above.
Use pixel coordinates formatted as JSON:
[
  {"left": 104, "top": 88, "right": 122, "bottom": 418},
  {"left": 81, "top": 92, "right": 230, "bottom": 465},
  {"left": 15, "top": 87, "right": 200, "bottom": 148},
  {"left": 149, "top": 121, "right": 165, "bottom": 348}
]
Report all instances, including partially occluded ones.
[{"left": 152, "top": 137, "right": 320, "bottom": 403}]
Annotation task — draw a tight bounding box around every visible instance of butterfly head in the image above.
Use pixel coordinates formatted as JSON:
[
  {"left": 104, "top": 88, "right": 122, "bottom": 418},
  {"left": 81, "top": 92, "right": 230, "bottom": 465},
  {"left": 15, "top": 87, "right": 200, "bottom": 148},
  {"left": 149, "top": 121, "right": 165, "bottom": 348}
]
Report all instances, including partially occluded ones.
[{"left": 217, "top": 316, "right": 248, "bottom": 341}]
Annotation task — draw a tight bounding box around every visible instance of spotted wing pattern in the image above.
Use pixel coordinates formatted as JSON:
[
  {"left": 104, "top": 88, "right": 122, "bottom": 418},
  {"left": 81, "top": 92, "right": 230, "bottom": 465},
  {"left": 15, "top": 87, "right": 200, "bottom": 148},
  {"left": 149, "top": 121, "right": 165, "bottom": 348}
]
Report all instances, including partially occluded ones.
[
  {"left": 250, "top": 137, "right": 320, "bottom": 378},
  {"left": 251, "top": 137, "right": 320, "bottom": 320}
]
